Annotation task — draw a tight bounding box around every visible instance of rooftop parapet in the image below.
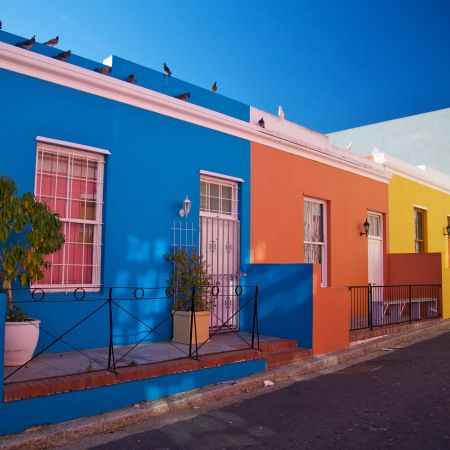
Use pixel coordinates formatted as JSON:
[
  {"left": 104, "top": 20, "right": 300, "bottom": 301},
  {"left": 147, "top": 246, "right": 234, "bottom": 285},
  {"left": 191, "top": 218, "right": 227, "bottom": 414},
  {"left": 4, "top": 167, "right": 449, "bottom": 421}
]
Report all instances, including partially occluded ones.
[{"left": 0, "top": 30, "right": 248, "bottom": 121}]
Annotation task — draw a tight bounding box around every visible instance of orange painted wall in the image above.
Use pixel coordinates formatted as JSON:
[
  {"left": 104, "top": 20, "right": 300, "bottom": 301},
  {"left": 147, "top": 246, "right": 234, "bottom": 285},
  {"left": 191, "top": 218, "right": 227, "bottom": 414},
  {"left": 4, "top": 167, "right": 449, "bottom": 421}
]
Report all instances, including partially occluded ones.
[
  {"left": 251, "top": 143, "right": 389, "bottom": 287},
  {"left": 387, "top": 253, "right": 442, "bottom": 285},
  {"left": 312, "top": 265, "right": 350, "bottom": 355}
]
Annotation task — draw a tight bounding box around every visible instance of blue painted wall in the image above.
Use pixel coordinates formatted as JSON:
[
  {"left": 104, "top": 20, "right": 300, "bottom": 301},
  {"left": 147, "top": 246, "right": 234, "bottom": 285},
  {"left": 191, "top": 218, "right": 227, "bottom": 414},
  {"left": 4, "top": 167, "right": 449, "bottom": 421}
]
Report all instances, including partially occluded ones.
[
  {"left": 242, "top": 264, "right": 313, "bottom": 349},
  {"left": 0, "top": 32, "right": 250, "bottom": 351}
]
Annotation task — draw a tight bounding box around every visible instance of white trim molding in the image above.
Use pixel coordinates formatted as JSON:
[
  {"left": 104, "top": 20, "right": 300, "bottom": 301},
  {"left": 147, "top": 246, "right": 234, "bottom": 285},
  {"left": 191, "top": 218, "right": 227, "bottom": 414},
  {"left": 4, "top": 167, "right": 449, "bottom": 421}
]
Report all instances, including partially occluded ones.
[
  {"left": 0, "top": 41, "right": 390, "bottom": 183},
  {"left": 36, "top": 136, "right": 111, "bottom": 155},
  {"left": 199, "top": 170, "right": 244, "bottom": 183},
  {"left": 371, "top": 149, "right": 450, "bottom": 194},
  {"left": 413, "top": 204, "right": 429, "bottom": 211}
]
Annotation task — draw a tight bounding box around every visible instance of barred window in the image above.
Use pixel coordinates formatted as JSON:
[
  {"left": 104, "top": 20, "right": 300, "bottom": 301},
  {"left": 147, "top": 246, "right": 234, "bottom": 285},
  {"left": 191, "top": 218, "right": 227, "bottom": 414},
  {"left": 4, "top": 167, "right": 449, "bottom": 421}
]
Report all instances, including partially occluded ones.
[{"left": 34, "top": 141, "right": 105, "bottom": 289}]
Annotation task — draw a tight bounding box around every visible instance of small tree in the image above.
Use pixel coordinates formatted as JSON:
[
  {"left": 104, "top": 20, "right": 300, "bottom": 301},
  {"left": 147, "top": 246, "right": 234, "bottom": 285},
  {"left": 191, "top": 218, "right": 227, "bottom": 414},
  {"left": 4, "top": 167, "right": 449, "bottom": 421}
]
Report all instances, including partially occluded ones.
[
  {"left": 0, "top": 176, "right": 65, "bottom": 320},
  {"left": 165, "top": 248, "right": 213, "bottom": 311}
]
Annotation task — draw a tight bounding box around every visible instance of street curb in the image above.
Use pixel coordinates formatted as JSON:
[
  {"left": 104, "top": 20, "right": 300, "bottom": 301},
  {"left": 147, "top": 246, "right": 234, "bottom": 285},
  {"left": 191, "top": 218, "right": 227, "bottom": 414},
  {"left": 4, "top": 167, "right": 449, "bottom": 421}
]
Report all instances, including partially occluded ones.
[{"left": 1, "top": 319, "right": 450, "bottom": 450}]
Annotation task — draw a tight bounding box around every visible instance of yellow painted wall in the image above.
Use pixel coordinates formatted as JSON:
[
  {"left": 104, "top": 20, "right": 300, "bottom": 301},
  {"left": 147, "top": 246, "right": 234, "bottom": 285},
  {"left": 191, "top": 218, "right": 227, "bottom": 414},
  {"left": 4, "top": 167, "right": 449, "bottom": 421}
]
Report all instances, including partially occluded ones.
[{"left": 388, "top": 174, "right": 450, "bottom": 318}]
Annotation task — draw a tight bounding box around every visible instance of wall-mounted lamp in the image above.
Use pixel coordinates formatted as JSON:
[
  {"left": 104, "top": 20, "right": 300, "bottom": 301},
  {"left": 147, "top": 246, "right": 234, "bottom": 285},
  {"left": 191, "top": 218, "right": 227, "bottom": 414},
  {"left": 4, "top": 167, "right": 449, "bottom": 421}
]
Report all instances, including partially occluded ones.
[
  {"left": 179, "top": 195, "right": 192, "bottom": 218},
  {"left": 360, "top": 218, "right": 370, "bottom": 237},
  {"left": 444, "top": 224, "right": 450, "bottom": 236}
]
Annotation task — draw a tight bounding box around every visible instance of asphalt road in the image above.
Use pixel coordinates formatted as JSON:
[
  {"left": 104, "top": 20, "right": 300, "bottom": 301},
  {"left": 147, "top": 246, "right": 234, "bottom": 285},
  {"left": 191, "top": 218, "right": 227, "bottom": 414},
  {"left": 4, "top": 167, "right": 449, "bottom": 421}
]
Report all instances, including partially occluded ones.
[{"left": 90, "top": 331, "right": 450, "bottom": 449}]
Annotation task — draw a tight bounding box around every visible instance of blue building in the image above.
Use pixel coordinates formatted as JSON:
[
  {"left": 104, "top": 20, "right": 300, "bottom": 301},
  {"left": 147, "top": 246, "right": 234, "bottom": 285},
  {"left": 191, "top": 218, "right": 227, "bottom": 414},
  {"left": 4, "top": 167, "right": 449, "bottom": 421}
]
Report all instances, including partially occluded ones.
[{"left": 0, "top": 30, "right": 342, "bottom": 434}]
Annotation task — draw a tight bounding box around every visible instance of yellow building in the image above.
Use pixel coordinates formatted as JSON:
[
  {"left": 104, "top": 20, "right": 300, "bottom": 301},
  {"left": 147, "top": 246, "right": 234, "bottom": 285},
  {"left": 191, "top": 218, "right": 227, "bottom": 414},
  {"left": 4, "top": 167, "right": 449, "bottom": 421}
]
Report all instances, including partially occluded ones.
[{"left": 372, "top": 150, "right": 450, "bottom": 318}]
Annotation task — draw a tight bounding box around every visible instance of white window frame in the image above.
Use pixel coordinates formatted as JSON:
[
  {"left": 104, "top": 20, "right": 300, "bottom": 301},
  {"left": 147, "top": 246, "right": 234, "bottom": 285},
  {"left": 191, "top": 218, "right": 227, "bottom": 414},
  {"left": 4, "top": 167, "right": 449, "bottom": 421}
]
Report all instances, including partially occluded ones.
[
  {"left": 33, "top": 140, "right": 105, "bottom": 291},
  {"left": 367, "top": 211, "right": 383, "bottom": 240},
  {"left": 304, "top": 197, "right": 328, "bottom": 287},
  {"left": 200, "top": 175, "right": 239, "bottom": 221}
]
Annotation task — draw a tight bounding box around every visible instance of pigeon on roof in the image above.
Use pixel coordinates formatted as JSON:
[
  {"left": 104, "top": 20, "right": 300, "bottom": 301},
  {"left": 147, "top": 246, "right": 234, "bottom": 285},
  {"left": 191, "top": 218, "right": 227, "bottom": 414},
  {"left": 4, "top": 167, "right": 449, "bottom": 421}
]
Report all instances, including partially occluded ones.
[
  {"left": 163, "top": 63, "right": 172, "bottom": 77},
  {"left": 53, "top": 50, "right": 71, "bottom": 61},
  {"left": 15, "top": 35, "right": 35, "bottom": 50},
  {"left": 127, "top": 74, "right": 137, "bottom": 84},
  {"left": 211, "top": 81, "right": 217, "bottom": 93},
  {"left": 278, "top": 105, "right": 285, "bottom": 120},
  {"left": 94, "top": 66, "right": 112, "bottom": 75},
  {"left": 258, "top": 117, "right": 265, "bottom": 128},
  {"left": 44, "top": 36, "right": 59, "bottom": 47},
  {"left": 174, "top": 92, "right": 191, "bottom": 101}
]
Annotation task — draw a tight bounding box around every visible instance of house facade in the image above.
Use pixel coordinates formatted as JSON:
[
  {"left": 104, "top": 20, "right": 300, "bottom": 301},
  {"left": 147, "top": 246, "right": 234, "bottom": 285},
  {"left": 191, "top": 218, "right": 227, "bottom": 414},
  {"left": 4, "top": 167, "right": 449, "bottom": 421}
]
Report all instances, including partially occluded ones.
[
  {"left": 371, "top": 151, "right": 450, "bottom": 318},
  {"left": 250, "top": 107, "right": 390, "bottom": 288},
  {"left": 0, "top": 29, "right": 448, "bottom": 434}
]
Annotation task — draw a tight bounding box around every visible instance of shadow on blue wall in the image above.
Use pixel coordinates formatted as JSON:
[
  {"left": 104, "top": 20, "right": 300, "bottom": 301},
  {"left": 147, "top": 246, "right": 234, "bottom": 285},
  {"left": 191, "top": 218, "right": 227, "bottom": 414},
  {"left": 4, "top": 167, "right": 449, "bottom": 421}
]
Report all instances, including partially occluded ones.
[{"left": 241, "top": 264, "right": 313, "bottom": 349}]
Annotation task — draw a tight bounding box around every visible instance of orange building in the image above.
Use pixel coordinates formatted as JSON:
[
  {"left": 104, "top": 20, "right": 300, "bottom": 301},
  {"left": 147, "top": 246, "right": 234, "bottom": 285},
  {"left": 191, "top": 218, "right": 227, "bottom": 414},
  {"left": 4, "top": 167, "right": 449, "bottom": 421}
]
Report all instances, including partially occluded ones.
[
  {"left": 250, "top": 107, "right": 390, "bottom": 288},
  {"left": 249, "top": 107, "right": 391, "bottom": 354}
]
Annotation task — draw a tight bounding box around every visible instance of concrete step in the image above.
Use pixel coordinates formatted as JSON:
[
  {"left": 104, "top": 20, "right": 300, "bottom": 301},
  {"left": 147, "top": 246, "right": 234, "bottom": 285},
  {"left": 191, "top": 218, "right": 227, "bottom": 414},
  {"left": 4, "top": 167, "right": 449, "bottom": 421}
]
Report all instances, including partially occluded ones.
[{"left": 265, "top": 347, "right": 312, "bottom": 370}]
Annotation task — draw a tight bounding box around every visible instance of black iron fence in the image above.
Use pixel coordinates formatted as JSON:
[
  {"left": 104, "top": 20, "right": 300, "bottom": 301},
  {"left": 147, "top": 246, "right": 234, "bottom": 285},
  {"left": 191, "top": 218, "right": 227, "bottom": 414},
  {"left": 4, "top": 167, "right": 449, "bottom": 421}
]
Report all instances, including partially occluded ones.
[
  {"left": 2, "top": 284, "right": 260, "bottom": 384},
  {"left": 349, "top": 284, "right": 441, "bottom": 331}
]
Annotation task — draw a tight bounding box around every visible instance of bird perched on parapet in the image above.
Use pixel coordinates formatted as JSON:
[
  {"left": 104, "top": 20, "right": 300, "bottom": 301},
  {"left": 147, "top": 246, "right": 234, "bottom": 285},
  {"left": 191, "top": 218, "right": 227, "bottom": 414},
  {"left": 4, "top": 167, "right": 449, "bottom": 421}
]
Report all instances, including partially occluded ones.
[
  {"left": 258, "top": 117, "right": 265, "bottom": 128},
  {"left": 345, "top": 141, "right": 352, "bottom": 152},
  {"left": 44, "top": 36, "right": 59, "bottom": 47},
  {"left": 278, "top": 105, "right": 285, "bottom": 119},
  {"left": 53, "top": 50, "right": 71, "bottom": 61},
  {"left": 174, "top": 92, "right": 191, "bottom": 101},
  {"left": 211, "top": 81, "right": 217, "bottom": 93},
  {"left": 163, "top": 63, "right": 172, "bottom": 77},
  {"left": 127, "top": 74, "right": 137, "bottom": 84},
  {"left": 95, "top": 66, "right": 112, "bottom": 75},
  {"left": 15, "top": 35, "right": 35, "bottom": 50}
]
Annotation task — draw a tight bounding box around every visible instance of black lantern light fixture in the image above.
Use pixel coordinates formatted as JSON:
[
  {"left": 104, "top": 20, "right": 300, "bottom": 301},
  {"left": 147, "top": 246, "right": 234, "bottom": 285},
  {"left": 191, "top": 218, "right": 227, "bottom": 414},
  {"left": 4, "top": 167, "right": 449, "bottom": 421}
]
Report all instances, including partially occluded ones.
[
  {"left": 360, "top": 218, "right": 370, "bottom": 237},
  {"left": 444, "top": 224, "right": 450, "bottom": 236}
]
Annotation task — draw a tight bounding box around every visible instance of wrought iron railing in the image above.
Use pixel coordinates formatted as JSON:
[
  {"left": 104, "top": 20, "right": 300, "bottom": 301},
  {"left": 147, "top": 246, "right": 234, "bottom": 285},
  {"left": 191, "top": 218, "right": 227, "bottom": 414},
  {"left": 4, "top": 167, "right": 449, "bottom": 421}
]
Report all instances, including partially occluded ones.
[
  {"left": 2, "top": 284, "right": 260, "bottom": 384},
  {"left": 349, "top": 284, "right": 441, "bottom": 331}
]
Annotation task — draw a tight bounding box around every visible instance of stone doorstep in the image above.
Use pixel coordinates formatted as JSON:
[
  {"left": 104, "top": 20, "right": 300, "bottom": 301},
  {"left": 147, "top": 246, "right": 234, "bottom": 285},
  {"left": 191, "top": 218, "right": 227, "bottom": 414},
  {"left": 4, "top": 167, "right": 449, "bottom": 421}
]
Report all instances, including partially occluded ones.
[
  {"left": 350, "top": 318, "right": 441, "bottom": 343},
  {"left": 4, "top": 338, "right": 299, "bottom": 403}
]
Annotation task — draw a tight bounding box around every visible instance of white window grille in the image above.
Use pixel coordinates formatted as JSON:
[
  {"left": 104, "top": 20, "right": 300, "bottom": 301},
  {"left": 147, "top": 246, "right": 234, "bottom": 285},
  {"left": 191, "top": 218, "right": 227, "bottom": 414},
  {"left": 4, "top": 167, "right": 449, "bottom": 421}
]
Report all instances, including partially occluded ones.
[
  {"left": 34, "top": 141, "right": 105, "bottom": 290},
  {"left": 200, "top": 176, "right": 238, "bottom": 220},
  {"left": 304, "top": 198, "right": 327, "bottom": 287}
]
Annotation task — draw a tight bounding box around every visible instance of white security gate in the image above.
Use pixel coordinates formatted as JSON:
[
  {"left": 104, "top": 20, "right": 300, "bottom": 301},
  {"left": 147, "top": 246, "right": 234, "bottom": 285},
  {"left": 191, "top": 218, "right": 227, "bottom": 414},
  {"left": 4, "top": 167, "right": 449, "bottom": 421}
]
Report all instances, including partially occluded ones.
[
  {"left": 200, "top": 216, "right": 240, "bottom": 330},
  {"left": 199, "top": 175, "right": 240, "bottom": 331}
]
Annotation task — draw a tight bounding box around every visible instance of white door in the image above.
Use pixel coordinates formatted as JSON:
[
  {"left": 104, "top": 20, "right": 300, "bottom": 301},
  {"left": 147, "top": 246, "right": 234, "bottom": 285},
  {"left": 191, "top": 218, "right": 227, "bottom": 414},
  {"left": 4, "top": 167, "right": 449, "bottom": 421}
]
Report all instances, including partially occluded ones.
[
  {"left": 200, "top": 176, "right": 240, "bottom": 331},
  {"left": 367, "top": 212, "right": 384, "bottom": 286}
]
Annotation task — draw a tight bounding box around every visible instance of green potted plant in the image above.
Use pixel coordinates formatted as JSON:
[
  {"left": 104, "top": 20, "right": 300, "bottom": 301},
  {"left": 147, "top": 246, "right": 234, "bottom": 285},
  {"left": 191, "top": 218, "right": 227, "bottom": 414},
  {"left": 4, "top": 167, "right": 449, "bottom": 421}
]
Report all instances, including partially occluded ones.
[
  {"left": 166, "top": 248, "right": 213, "bottom": 345},
  {"left": 0, "top": 176, "right": 65, "bottom": 366}
]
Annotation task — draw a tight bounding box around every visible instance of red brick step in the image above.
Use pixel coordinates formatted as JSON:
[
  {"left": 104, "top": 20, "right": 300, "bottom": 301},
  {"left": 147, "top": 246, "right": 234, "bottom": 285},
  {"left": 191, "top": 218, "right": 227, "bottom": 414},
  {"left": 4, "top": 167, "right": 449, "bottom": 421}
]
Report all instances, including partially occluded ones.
[{"left": 265, "top": 347, "right": 312, "bottom": 370}]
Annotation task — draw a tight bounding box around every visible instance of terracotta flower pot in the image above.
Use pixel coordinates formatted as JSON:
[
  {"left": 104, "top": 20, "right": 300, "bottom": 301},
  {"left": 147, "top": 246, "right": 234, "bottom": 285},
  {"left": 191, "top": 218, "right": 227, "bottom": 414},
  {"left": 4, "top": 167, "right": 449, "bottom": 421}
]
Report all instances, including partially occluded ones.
[
  {"left": 4, "top": 320, "right": 41, "bottom": 367},
  {"left": 172, "top": 311, "right": 210, "bottom": 345}
]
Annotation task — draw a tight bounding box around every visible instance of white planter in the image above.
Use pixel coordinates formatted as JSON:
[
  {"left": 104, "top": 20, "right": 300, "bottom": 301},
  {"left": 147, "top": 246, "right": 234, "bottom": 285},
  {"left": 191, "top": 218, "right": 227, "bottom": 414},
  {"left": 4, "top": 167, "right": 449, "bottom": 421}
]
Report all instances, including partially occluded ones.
[{"left": 4, "top": 320, "right": 41, "bottom": 367}]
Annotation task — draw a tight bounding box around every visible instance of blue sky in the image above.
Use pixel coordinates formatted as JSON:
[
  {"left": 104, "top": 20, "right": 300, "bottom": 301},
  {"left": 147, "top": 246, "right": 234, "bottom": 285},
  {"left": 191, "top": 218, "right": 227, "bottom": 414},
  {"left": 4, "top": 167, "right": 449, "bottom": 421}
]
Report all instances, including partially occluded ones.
[{"left": 2, "top": 0, "right": 449, "bottom": 132}]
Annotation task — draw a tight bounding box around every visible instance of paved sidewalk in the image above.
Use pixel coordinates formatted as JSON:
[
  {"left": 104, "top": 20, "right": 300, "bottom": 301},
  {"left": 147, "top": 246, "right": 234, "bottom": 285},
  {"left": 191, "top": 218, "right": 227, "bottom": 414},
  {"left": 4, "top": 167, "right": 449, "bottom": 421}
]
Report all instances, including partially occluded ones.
[{"left": 1, "top": 319, "right": 450, "bottom": 449}]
